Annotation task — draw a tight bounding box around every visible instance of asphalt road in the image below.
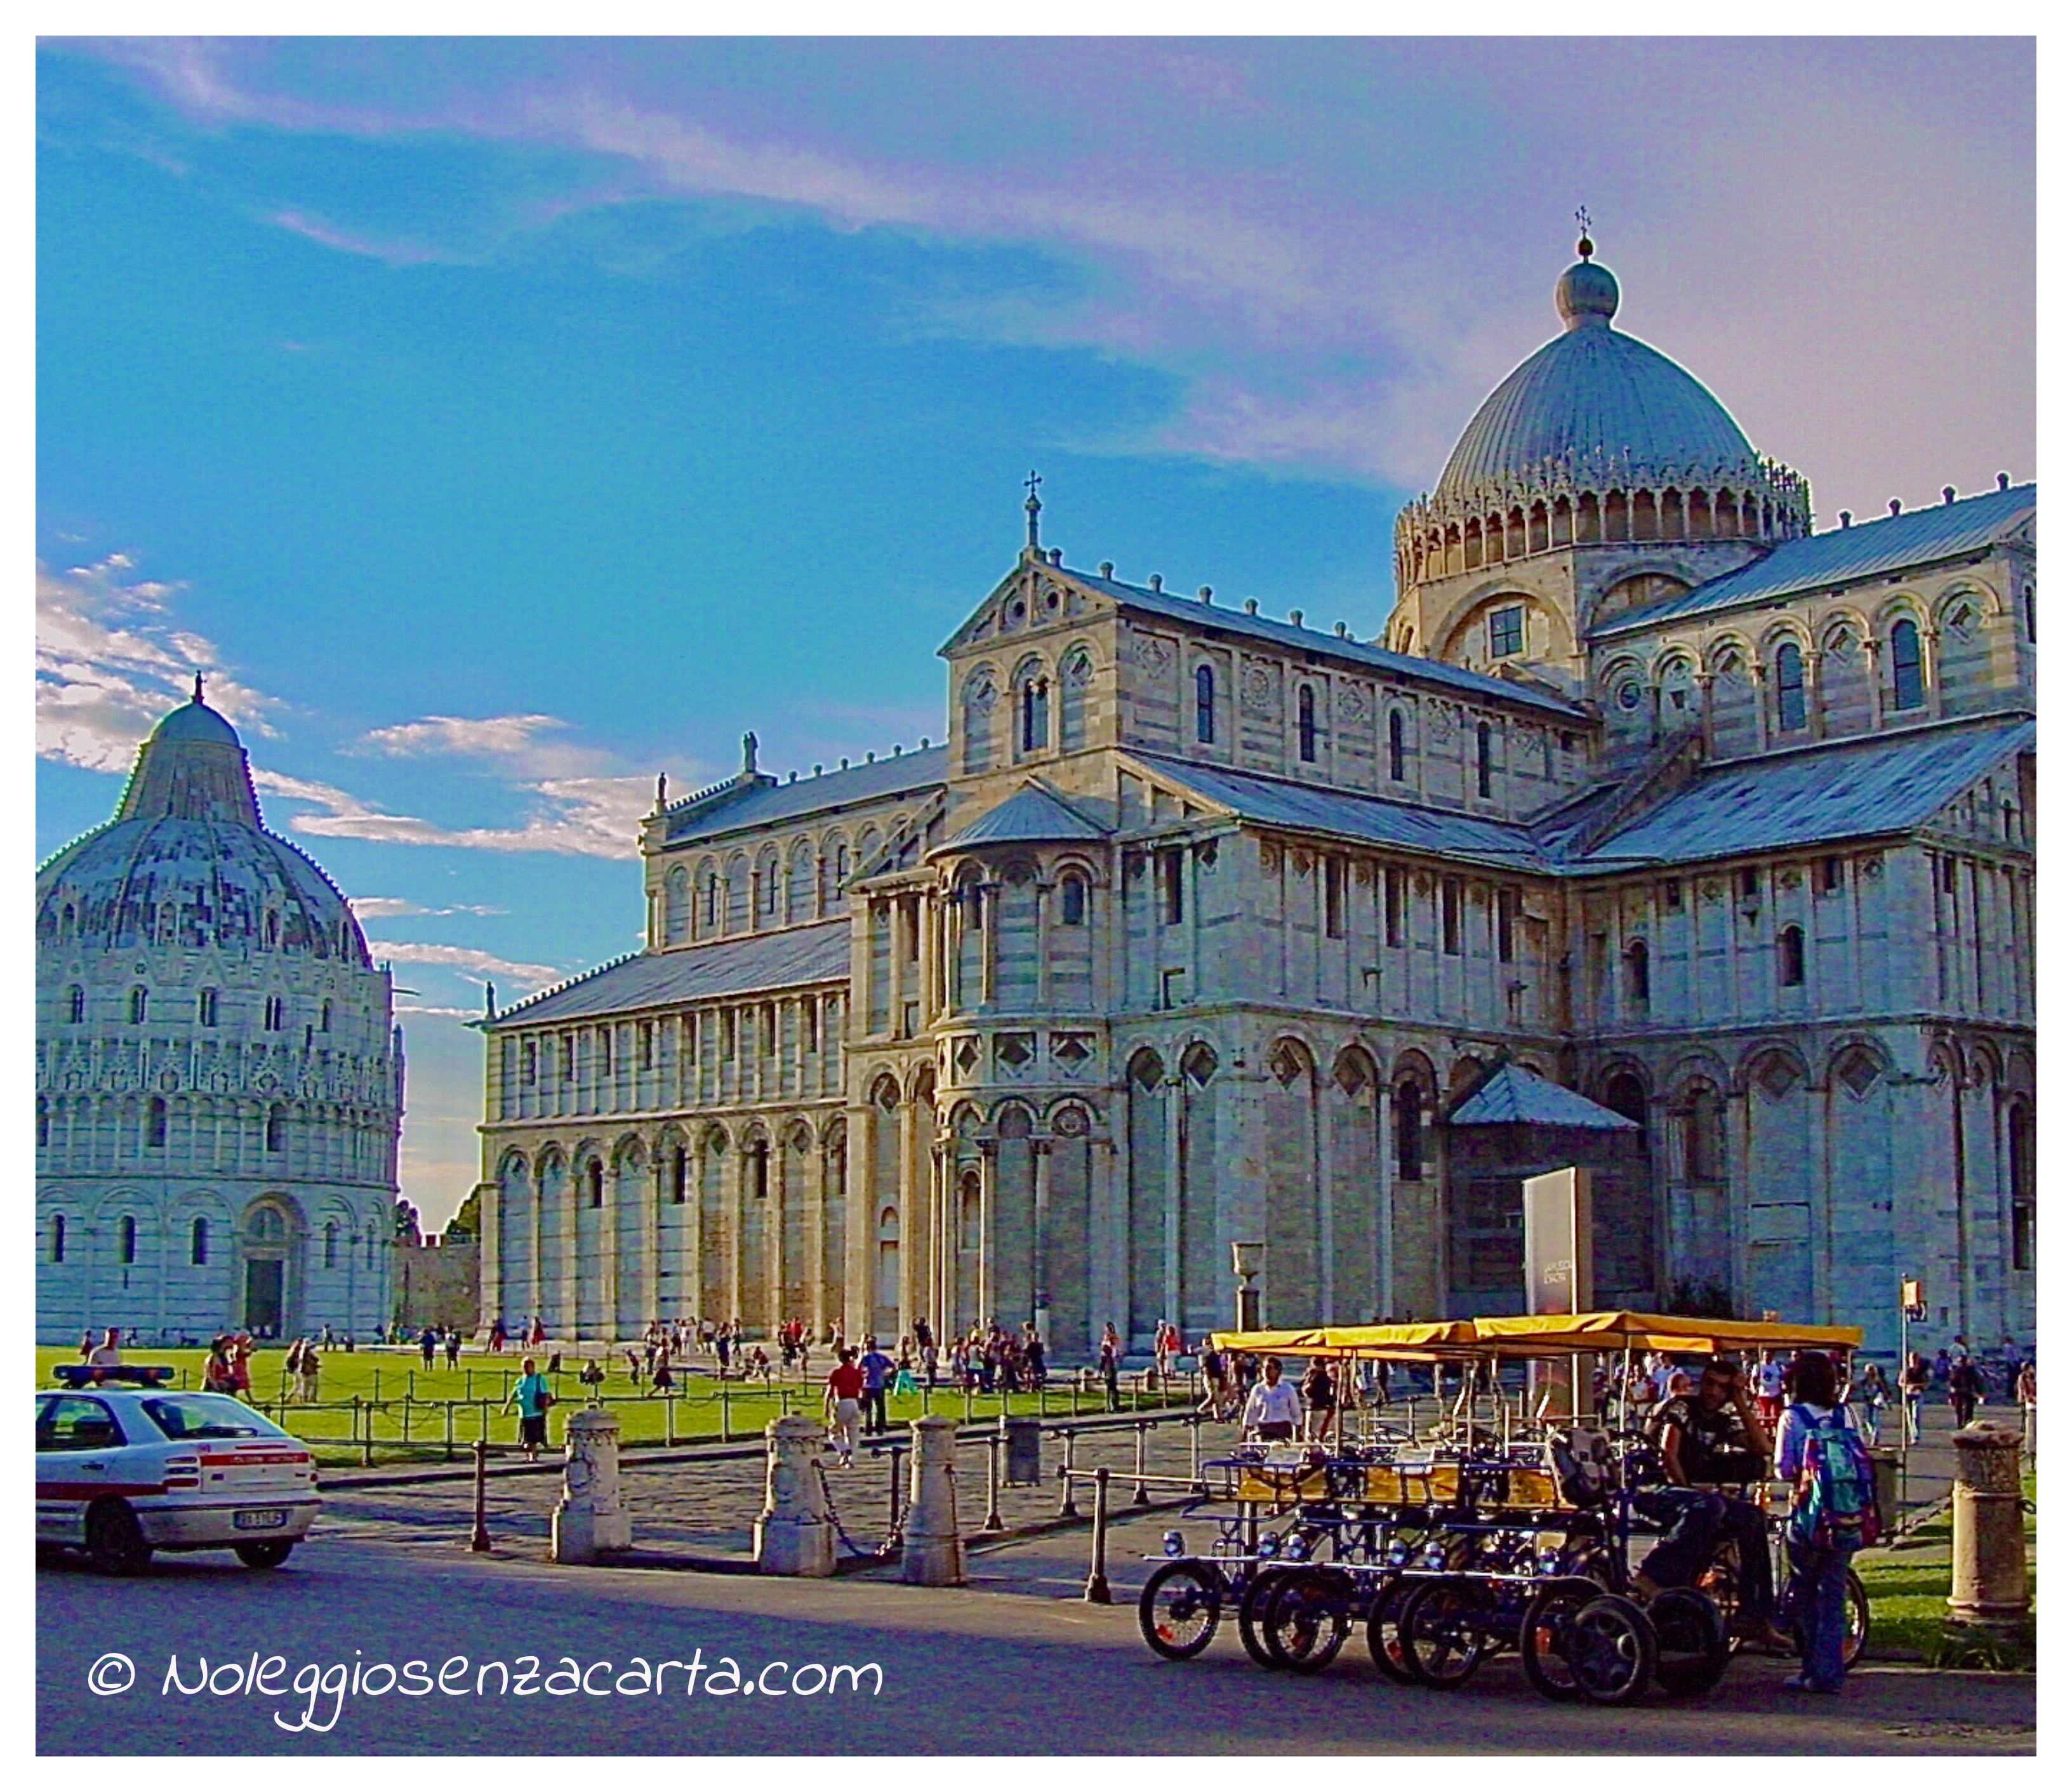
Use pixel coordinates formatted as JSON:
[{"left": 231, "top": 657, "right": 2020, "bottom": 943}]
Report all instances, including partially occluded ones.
[{"left": 37, "top": 1530, "right": 2034, "bottom": 1756}]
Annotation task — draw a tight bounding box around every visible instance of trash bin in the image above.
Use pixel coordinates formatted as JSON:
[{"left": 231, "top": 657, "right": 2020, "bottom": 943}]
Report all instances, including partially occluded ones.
[{"left": 1004, "top": 1414, "right": 1042, "bottom": 1485}]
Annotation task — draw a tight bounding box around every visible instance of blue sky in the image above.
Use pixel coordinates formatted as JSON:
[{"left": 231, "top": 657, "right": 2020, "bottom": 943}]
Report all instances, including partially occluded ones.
[{"left": 35, "top": 37, "right": 2035, "bottom": 1226}]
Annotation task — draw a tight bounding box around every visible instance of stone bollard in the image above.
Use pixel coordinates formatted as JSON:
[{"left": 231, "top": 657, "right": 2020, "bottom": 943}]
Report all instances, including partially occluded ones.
[
  {"left": 755, "top": 1415, "right": 835, "bottom": 1577},
  {"left": 901, "top": 1413, "right": 964, "bottom": 1586},
  {"left": 1947, "top": 1421, "right": 2029, "bottom": 1632},
  {"left": 552, "top": 1407, "right": 632, "bottom": 1563}
]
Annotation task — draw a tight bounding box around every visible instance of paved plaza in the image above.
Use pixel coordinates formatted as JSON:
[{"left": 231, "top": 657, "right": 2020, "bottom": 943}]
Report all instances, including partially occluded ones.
[{"left": 37, "top": 1398, "right": 2032, "bottom": 1756}]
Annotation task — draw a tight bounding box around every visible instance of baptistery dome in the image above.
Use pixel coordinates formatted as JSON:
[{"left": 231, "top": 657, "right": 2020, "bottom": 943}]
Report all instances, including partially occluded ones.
[{"left": 36, "top": 682, "right": 401, "bottom": 1346}]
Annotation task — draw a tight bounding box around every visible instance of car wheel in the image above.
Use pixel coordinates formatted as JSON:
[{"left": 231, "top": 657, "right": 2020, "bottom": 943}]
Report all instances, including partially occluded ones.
[
  {"left": 1568, "top": 1594, "right": 1658, "bottom": 1706},
  {"left": 1364, "top": 1574, "right": 1418, "bottom": 1685},
  {"left": 86, "top": 1500, "right": 154, "bottom": 1576},
  {"left": 234, "top": 1539, "right": 296, "bottom": 1570},
  {"left": 1649, "top": 1587, "right": 1731, "bottom": 1699}
]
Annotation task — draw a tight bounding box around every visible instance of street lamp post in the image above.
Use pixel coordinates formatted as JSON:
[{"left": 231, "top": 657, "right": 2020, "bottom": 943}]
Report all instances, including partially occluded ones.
[{"left": 1231, "top": 1240, "right": 1265, "bottom": 1334}]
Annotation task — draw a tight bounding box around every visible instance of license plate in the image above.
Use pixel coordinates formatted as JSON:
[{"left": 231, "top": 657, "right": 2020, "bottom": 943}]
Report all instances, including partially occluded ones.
[{"left": 234, "top": 1509, "right": 288, "bottom": 1530}]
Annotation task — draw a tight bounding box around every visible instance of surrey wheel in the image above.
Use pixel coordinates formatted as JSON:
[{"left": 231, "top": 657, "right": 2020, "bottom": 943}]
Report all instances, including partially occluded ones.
[
  {"left": 1518, "top": 1582, "right": 1593, "bottom": 1702},
  {"left": 1567, "top": 1594, "right": 1658, "bottom": 1706},
  {"left": 234, "top": 1539, "right": 296, "bottom": 1570},
  {"left": 1237, "top": 1569, "right": 1287, "bottom": 1668},
  {"left": 85, "top": 1499, "right": 153, "bottom": 1577},
  {"left": 1649, "top": 1586, "right": 1731, "bottom": 1699},
  {"left": 1397, "top": 1578, "right": 1493, "bottom": 1690},
  {"left": 1138, "top": 1561, "right": 1223, "bottom": 1660},
  {"left": 1261, "top": 1568, "right": 1351, "bottom": 1673},
  {"left": 1364, "top": 1574, "right": 1417, "bottom": 1684}
]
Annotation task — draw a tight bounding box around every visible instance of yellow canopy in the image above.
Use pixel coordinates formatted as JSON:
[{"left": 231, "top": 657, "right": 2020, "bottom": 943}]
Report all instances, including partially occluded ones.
[
  {"left": 1207, "top": 1311, "right": 1861, "bottom": 1361},
  {"left": 1470, "top": 1310, "right": 1863, "bottom": 1355},
  {"left": 1207, "top": 1320, "right": 1478, "bottom": 1359}
]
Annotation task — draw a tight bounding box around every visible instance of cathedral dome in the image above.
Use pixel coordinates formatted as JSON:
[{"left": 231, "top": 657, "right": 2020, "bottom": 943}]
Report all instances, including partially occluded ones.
[
  {"left": 35, "top": 687, "right": 369, "bottom": 964},
  {"left": 1433, "top": 246, "right": 1760, "bottom": 506}
]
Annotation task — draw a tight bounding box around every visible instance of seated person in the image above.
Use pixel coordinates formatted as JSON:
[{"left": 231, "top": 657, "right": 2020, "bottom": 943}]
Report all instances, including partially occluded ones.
[{"left": 1632, "top": 1355, "right": 1794, "bottom": 1647}]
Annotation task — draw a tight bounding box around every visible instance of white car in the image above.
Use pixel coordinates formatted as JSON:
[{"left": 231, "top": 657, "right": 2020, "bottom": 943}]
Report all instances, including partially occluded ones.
[{"left": 36, "top": 1388, "right": 321, "bottom": 1574}]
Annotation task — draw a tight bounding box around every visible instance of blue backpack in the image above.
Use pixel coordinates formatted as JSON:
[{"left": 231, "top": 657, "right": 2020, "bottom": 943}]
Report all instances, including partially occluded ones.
[{"left": 1786, "top": 1405, "right": 1882, "bottom": 1551}]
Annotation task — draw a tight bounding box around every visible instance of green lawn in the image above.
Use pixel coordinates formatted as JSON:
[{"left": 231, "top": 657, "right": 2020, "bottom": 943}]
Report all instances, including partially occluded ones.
[
  {"left": 1854, "top": 1470, "right": 2036, "bottom": 1663},
  {"left": 36, "top": 1344, "right": 1181, "bottom": 1468}
]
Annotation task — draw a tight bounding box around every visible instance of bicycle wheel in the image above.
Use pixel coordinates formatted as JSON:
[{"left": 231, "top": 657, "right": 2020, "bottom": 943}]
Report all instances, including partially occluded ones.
[
  {"left": 1842, "top": 1567, "right": 1869, "bottom": 1669},
  {"left": 1138, "top": 1560, "right": 1222, "bottom": 1661},
  {"left": 1649, "top": 1586, "right": 1731, "bottom": 1699},
  {"left": 1364, "top": 1574, "right": 1418, "bottom": 1685},
  {"left": 1262, "top": 1568, "right": 1351, "bottom": 1673},
  {"left": 1397, "top": 1578, "right": 1492, "bottom": 1690},
  {"left": 1519, "top": 1583, "right": 1591, "bottom": 1702},
  {"left": 1237, "top": 1569, "right": 1285, "bottom": 1668},
  {"left": 1568, "top": 1595, "right": 1658, "bottom": 1707}
]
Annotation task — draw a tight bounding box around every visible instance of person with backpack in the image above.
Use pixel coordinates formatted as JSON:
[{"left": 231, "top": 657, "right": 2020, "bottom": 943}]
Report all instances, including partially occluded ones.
[{"left": 1776, "top": 1350, "right": 1880, "bottom": 1694}]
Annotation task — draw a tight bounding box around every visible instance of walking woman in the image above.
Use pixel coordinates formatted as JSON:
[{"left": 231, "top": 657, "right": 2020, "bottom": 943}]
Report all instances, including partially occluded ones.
[
  {"left": 1900, "top": 1350, "right": 1930, "bottom": 1444},
  {"left": 1854, "top": 1362, "right": 1890, "bottom": 1445}
]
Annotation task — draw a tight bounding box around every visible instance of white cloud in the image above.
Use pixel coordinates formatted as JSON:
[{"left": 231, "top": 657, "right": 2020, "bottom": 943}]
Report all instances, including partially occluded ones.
[
  {"left": 258, "top": 766, "right": 653, "bottom": 859},
  {"left": 362, "top": 939, "right": 564, "bottom": 990},
  {"left": 357, "top": 712, "right": 614, "bottom": 780},
  {"left": 35, "top": 556, "right": 281, "bottom": 773}
]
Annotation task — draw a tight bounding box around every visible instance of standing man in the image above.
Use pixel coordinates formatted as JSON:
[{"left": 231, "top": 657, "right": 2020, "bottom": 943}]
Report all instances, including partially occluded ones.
[
  {"left": 1948, "top": 1353, "right": 1986, "bottom": 1429},
  {"left": 1753, "top": 1351, "right": 1786, "bottom": 1428},
  {"left": 859, "top": 1335, "right": 894, "bottom": 1435},
  {"left": 824, "top": 1348, "right": 864, "bottom": 1467},
  {"left": 1241, "top": 1356, "right": 1302, "bottom": 1443},
  {"left": 1098, "top": 1324, "right": 1122, "bottom": 1412}
]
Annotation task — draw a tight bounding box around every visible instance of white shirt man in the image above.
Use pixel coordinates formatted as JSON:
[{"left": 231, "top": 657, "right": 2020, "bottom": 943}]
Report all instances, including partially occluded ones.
[{"left": 1242, "top": 1358, "right": 1303, "bottom": 1441}]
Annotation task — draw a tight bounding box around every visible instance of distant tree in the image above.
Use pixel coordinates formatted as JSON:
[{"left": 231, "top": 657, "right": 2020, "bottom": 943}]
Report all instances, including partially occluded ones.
[
  {"left": 393, "top": 1197, "right": 422, "bottom": 1247},
  {"left": 445, "top": 1188, "right": 482, "bottom": 1242}
]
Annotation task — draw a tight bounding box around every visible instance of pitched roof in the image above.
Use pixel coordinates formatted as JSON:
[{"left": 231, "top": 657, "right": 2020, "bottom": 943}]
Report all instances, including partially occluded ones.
[
  {"left": 662, "top": 747, "right": 948, "bottom": 846},
  {"left": 1576, "top": 717, "right": 2034, "bottom": 867},
  {"left": 1596, "top": 482, "right": 2035, "bottom": 635},
  {"left": 938, "top": 782, "right": 1106, "bottom": 853},
  {"left": 484, "top": 920, "right": 850, "bottom": 1028},
  {"left": 1129, "top": 753, "right": 1548, "bottom": 869},
  {"left": 1446, "top": 1061, "right": 1640, "bottom": 1131},
  {"left": 1056, "top": 566, "right": 1588, "bottom": 718}
]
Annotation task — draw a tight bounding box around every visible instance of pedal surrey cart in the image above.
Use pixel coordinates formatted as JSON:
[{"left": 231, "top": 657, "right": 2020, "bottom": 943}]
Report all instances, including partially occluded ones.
[{"left": 1136, "top": 1309, "right": 1864, "bottom": 1706}]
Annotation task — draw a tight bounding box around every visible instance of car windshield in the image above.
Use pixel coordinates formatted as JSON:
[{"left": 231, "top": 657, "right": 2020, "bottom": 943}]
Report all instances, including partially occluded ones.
[{"left": 136, "top": 1395, "right": 287, "bottom": 1442}]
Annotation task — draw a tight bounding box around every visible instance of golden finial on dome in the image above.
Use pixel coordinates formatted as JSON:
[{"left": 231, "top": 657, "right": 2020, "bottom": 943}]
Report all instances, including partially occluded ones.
[{"left": 1575, "top": 205, "right": 1594, "bottom": 260}]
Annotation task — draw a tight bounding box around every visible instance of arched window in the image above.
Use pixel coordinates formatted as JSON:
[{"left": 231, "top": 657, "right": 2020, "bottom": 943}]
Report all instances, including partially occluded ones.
[
  {"left": 1019, "top": 676, "right": 1049, "bottom": 754},
  {"left": 1297, "top": 686, "right": 1319, "bottom": 762},
  {"left": 1890, "top": 619, "right": 1925, "bottom": 710},
  {"left": 119, "top": 1216, "right": 137, "bottom": 1265},
  {"left": 670, "top": 1144, "right": 688, "bottom": 1205},
  {"left": 146, "top": 1096, "right": 168, "bottom": 1148},
  {"left": 1393, "top": 1080, "right": 1424, "bottom": 1181},
  {"left": 129, "top": 986, "right": 148, "bottom": 1025},
  {"left": 1623, "top": 939, "right": 1650, "bottom": 1008},
  {"left": 324, "top": 1222, "right": 339, "bottom": 1269},
  {"left": 1778, "top": 924, "right": 1806, "bottom": 987},
  {"left": 701, "top": 871, "right": 721, "bottom": 929},
  {"left": 587, "top": 1160, "right": 604, "bottom": 1207},
  {"left": 66, "top": 985, "right": 84, "bottom": 1024},
  {"left": 1775, "top": 641, "right": 1807, "bottom": 730},
  {"left": 1195, "top": 665, "right": 1216, "bottom": 744},
  {"left": 1681, "top": 1084, "right": 1725, "bottom": 1183},
  {"left": 197, "top": 988, "right": 218, "bottom": 1026},
  {"left": 264, "top": 995, "right": 284, "bottom": 1031},
  {"left": 1059, "top": 872, "right": 1087, "bottom": 926},
  {"left": 962, "top": 671, "right": 997, "bottom": 774},
  {"left": 319, "top": 1000, "right": 333, "bottom": 1033},
  {"left": 190, "top": 1218, "right": 209, "bottom": 1266},
  {"left": 50, "top": 1213, "right": 65, "bottom": 1263},
  {"left": 265, "top": 1105, "right": 286, "bottom": 1153},
  {"left": 1475, "top": 721, "right": 1494, "bottom": 799},
  {"left": 1386, "top": 713, "right": 1408, "bottom": 784},
  {"left": 36, "top": 1096, "right": 50, "bottom": 1149}
]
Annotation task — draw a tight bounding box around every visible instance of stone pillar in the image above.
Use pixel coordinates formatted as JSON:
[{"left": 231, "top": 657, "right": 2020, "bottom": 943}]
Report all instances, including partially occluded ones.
[
  {"left": 755, "top": 1414, "right": 835, "bottom": 1577},
  {"left": 1947, "top": 1419, "right": 2029, "bottom": 1633},
  {"left": 551, "top": 1407, "right": 632, "bottom": 1563},
  {"left": 977, "top": 1139, "right": 997, "bottom": 1325},
  {"left": 1032, "top": 1139, "right": 1052, "bottom": 1340},
  {"left": 901, "top": 1412, "right": 964, "bottom": 1586}
]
